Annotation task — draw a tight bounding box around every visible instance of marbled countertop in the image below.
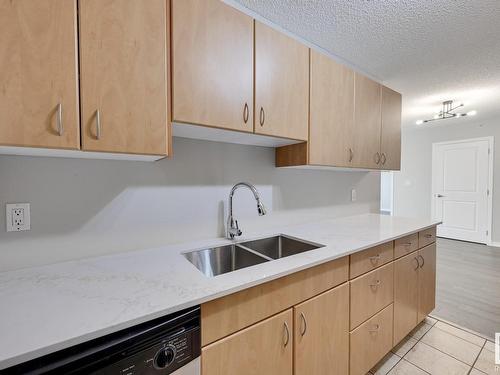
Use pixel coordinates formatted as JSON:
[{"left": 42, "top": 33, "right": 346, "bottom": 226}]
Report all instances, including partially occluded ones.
[{"left": 0, "top": 213, "right": 439, "bottom": 369}]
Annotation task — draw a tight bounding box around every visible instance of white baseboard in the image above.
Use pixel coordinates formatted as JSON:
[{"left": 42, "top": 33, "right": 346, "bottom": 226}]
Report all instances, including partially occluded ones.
[{"left": 488, "top": 241, "right": 500, "bottom": 248}]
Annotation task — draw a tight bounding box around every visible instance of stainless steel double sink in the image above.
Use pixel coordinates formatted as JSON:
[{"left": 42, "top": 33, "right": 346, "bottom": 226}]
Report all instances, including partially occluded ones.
[{"left": 183, "top": 235, "right": 324, "bottom": 277}]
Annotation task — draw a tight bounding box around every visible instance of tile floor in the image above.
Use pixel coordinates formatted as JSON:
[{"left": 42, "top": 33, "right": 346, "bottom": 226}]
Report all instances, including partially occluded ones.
[{"left": 368, "top": 316, "right": 499, "bottom": 375}]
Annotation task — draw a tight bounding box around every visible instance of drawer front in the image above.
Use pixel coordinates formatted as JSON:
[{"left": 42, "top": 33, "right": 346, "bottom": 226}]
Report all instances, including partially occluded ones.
[
  {"left": 419, "top": 227, "right": 436, "bottom": 248},
  {"left": 394, "top": 233, "right": 419, "bottom": 258},
  {"left": 350, "top": 262, "right": 394, "bottom": 329},
  {"left": 350, "top": 304, "right": 394, "bottom": 375},
  {"left": 350, "top": 241, "right": 393, "bottom": 279},
  {"left": 201, "top": 256, "right": 348, "bottom": 346}
]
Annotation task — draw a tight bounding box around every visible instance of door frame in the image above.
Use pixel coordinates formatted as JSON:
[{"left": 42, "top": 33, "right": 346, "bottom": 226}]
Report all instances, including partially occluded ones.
[{"left": 431, "top": 136, "right": 494, "bottom": 245}]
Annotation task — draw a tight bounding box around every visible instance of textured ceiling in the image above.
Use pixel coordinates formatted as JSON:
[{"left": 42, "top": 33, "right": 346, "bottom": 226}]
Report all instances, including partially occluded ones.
[{"left": 230, "top": 0, "right": 500, "bottom": 127}]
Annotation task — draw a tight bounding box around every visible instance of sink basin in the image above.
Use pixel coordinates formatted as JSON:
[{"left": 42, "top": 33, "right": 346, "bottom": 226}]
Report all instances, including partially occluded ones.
[
  {"left": 240, "top": 235, "right": 324, "bottom": 259},
  {"left": 183, "top": 245, "right": 269, "bottom": 277}
]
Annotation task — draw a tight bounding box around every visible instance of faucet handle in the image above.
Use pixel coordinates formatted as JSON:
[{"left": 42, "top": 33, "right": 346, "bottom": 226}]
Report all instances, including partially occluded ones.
[{"left": 234, "top": 220, "right": 242, "bottom": 236}]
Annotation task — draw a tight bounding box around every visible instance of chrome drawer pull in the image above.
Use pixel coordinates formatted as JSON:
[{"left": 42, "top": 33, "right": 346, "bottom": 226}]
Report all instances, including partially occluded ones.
[
  {"left": 424, "top": 233, "right": 433, "bottom": 238},
  {"left": 413, "top": 257, "right": 420, "bottom": 270},
  {"left": 369, "top": 324, "right": 380, "bottom": 332},
  {"left": 370, "top": 280, "right": 381, "bottom": 288},
  {"left": 418, "top": 255, "right": 425, "bottom": 268},
  {"left": 300, "top": 312, "right": 307, "bottom": 336},
  {"left": 369, "top": 254, "right": 380, "bottom": 264},
  {"left": 243, "top": 102, "right": 249, "bottom": 124},
  {"left": 56, "top": 103, "right": 63, "bottom": 136},
  {"left": 283, "top": 322, "right": 290, "bottom": 347}
]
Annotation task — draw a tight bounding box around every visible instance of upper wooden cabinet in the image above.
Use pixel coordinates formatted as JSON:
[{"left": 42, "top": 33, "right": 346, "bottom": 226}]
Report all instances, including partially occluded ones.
[
  {"left": 171, "top": 0, "right": 254, "bottom": 132},
  {"left": 79, "top": 0, "right": 169, "bottom": 155},
  {"left": 202, "top": 309, "right": 293, "bottom": 375},
  {"left": 380, "top": 86, "right": 402, "bottom": 170},
  {"left": 0, "top": 0, "right": 79, "bottom": 149},
  {"left": 353, "top": 73, "right": 382, "bottom": 169},
  {"left": 309, "top": 50, "right": 355, "bottom": 166},
  {"left": 254, "top": 22, "right": 309, "bottom": 141}
]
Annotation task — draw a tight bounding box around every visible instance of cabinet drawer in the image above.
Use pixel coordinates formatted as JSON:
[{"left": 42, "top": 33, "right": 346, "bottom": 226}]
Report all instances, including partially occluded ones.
[
  {"left": 419, "top": 227, "right": 436, "bottom": 248},
  {"left": 350, "top": 304, "right": 394, "bottom": 375},
  {"left": 350, "top": 241, "right": 393, "bottom": 279},
  {"left": 394, "top": 233, "right": 419, "bottom": 258},
  {"left": 201, "top": 256, "right": 348, "bottom": 346},
  {"left": 350, "top": 262, "right": 394, "bottom": 329}
]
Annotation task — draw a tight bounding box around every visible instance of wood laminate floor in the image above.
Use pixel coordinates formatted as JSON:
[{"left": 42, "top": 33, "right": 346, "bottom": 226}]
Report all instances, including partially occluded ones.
[{"left": 432, "top": 237, "right": 500, "bottom": 340}]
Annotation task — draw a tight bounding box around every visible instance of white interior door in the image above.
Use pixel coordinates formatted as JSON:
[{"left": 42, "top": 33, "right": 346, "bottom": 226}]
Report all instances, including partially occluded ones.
[{"left": 432, "top": 138, "right": 492, "bottom": 244}]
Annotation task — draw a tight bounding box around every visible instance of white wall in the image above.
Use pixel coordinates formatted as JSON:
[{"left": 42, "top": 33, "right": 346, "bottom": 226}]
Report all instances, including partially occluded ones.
[
  {"left": 394, "top": 119, "right": 499, "bottom": 242},
  {"left": 380, "top": 171, "right": 393, "bottom": 214},
  {"left": 0, "top": 137, "right": 380, "bottom": 271}
]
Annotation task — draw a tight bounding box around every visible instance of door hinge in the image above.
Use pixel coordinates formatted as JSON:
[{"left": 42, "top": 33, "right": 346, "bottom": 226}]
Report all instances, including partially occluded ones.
[
  {"left": 486, "top": 230, "right": 489, "bottom": 236},
  {"left": 487, "top": 189, "right": 490, "bottom": 196},
  {"left": 488, "top": 148, "right": 491, "bottom": 155}
]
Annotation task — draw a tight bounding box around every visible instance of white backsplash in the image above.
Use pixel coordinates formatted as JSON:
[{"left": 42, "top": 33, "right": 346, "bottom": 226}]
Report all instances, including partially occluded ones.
[{"left": 0, "top": 137, "right": 380, "bottom": 271}]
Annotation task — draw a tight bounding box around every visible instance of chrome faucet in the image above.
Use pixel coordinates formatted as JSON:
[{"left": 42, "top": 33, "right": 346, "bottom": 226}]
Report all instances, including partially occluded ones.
[{"left": 226, "top": 182, "right": 267, "bottom": 239}]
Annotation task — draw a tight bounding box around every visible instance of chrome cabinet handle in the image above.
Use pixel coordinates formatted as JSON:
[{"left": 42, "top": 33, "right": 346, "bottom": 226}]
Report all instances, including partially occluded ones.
[
  {"left": 374, "top": 152, "right": 381, "bottom": 164},
  {"left": 368, "top": 324, "right": 380, "bottom": 332},
  {"left": 243, "top": 103, "right": 249, "bottom": 124},
  {"left": 424, "top": 234, "right": 433, "bottom": 238},
  {"left": 283, "top": 322, "right": 290, "bottom": 347},
  {"left": 259, "top": 107, "right": 265, "bottom": 126},
  {"left": 95, "top": 109, "right": 101, "bottom": 140},
  {"left": 381, "top": 153, "right": 387, "bottom": 165},
  {"left": 349, "top": 148, "right": 354, "bottom": 162},
  {"left": 418, "top": 255, "right": 425, "bottom": 268},
  {"left": 403, "top": 242, "right": 412, "bottom": 247},
  {"left": 369, "top": 254, "right": 380, "bottom": 264},
  {"left": 300, "top": 312, "right": 307, "bottom": 336},
  {"left": 56, "top": 103, "right": 63, "bottom": 136},
  {"left": 413, "top": 257, "right": 420, "bottom": 271},
  {"left": 370, "top": 279, "right": 381, "bottom": 288}
]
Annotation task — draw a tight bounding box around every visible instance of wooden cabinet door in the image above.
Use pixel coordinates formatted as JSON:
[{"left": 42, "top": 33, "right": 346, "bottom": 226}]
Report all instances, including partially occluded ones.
[
  {"left": 380, "top": 86, "right": 402, "bottom": 170},
  {"left": 0, "top": 0, "right": 79, "bottom": 149},
  {"left": 79, "top": 0, "right": 168, "bottom": 155},
  {"left": 353, "top": 73, "right": 382, "bottom": 169},
  {"left": 294, "top": 284, "right": 349, "bottom": 375},
  {"left": 393, "top": 251, "right": 419, "bottom": 345},
  {"left": 172, "top": 0, "right": 253, "bottom": 132},
  {"left": 309, "top": 50, "right": 354, "bottom": 166},
  {"left": 255, "top": 22, "right": 309, "bottom": 141},
  {"left": 418, "top": 243, "right": 437, "bottom": 322},
  {"left": 202, "top": 309, "right": 292, "bottom": 375}
]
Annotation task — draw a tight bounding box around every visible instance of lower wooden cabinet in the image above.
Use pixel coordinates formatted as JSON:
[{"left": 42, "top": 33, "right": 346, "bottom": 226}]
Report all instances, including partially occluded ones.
[
  {"left": 418, "top": 243, "right": 437, "bottom": 321},
  {"left": 350, "top": 304, "right": 394, "bottom": 375},
  {"left": 393, "top": 251, "right": 420, "bottom": 344},
  {"left": 394, "top": 242, "right": 437, "bottom": 345},
  {"left": 201, "top": 309, "right": 293, "bottom": 375},
  {"left": 294, "top": 284, "right": 349, "bottom": 375},
  {"left": 201, "top": 228, "right": 436, "bottom": 375}
]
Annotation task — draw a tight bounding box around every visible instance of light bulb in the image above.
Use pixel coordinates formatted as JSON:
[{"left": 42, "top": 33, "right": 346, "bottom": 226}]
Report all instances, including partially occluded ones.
[
  {"left": 416, "top": 120, "right": 424, "bottom": 125},
  {"left": 467, "top": 110, "right": 477, "bottom": 116}
]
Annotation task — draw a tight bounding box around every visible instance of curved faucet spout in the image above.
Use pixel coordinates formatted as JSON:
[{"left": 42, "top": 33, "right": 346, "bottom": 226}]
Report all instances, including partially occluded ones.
[{"left": 226, "top": 182, "right": 267, "bottom": 239}]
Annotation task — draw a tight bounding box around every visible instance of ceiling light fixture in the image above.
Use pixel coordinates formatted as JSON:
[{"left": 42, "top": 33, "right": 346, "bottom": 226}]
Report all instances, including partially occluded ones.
[{"left": 416, "top": 100, "right": 477, "bottom": 125}]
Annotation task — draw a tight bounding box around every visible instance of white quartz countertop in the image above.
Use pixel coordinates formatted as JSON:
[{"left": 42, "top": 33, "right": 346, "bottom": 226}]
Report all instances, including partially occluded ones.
[{"left": 0, "top": 214, "right": 439, "bottom": 369}]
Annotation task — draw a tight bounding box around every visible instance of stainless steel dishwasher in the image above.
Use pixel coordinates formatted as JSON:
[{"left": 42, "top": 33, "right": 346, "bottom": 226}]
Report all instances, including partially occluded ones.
[{"left": 4, "top": 306, "right": 200, "bottom": 375}]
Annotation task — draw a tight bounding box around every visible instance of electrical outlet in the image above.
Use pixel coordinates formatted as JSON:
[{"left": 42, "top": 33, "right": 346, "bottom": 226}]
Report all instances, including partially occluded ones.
[
  {"left": 351, "top": 189, "right": 357, "bottom": 202},
  {"left": 6, "top": 203, "right": 30, "bottom": 232}
]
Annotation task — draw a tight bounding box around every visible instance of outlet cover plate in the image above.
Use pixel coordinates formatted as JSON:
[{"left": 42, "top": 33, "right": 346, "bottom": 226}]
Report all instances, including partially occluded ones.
[{"left": 6, "top": 203, "right": 30, "bottom": 232}]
